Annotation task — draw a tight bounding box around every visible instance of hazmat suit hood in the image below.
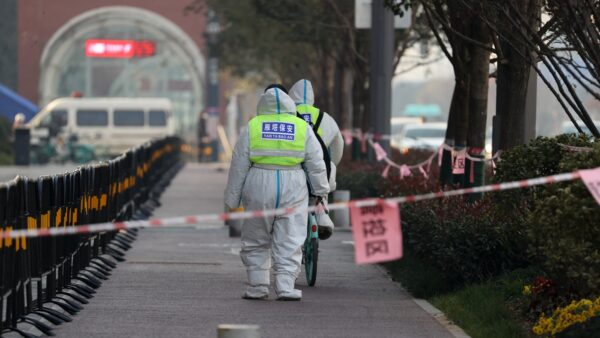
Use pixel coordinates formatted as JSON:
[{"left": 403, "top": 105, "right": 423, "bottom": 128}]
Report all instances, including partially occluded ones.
[
  {"left": 257, "top": 88, "right": 297, "bottom": 116},
  {"left": 289, "top": 79, "right": 315, "bottom": 106}
]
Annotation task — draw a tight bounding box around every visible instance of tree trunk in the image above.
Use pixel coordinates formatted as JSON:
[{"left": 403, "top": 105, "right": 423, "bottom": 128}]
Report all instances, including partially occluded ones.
[
  {"left": 441, "top": 1, "right": 473, "bottom": 187},
  {"left": 496, "top": 0, "right": 541, "bottom": 150},
  {"left": 332, "top": 59, "right": 343, "bottom": 122},
  {"left": 450, "top": 70, "right": 470, "bottom": 185},
  {"left": 318, "top": 53, "right": 332, "bottom": 112},
  {"left": 440, "top": 84, "right": 458, "bottom": 187},
  {"left": 466, "top": 15, "right": 492, "bottom": 198},
  {"left": 351, "top": 68, "right": 370, "bottom": 160},
  {"left": 497, "top": 45, "right": 529, "bottom": 150}
]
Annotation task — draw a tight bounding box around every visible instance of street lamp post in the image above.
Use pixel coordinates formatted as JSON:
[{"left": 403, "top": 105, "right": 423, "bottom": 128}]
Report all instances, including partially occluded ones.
[
  {"left": 369, "top": 0, "right": 394, "bottom": 155},
  {"left": 203, "top": 9, "right": 221, "bottom": 162}
]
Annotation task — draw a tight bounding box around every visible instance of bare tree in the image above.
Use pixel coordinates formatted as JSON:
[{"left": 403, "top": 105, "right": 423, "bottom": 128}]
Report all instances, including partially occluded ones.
[{"left": 389, "top": 0, "right": 494, "bottom": 187}]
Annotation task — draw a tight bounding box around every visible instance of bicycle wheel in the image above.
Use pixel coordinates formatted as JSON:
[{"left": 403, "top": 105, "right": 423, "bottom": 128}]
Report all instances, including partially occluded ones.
[{"left": 304, "top": 237, "right": 319, "bottom": 286}]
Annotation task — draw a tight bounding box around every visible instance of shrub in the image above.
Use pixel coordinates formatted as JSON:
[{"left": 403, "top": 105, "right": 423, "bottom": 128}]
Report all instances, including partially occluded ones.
[
  {"left": 494, "top": 134, "right": 591, "bottom": 183},
  {"left": 336, "top": 170, "right": 385, "bottom": 199},
  {"left": 401, "top": 197, "right": 530, "bottom": 287},
  {"left": 528, "top": 143, "right": 600, "bottom": 297},
  {"left": 337, "top": 147, "right": 440, "bottom": 199},
  {"left": 493, "top": 134, "right": 593, "bottom": 212},
  {"left": 341, "top": 134, "right": 600, "bottom": 296}
]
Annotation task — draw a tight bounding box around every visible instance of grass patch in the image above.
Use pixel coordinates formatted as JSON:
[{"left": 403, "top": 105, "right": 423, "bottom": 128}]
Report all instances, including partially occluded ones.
[
  {"left": 385, "top": 256, "right": 539, "bottom": 338},
  {"left": 430, "top": 269, "right": 537, "bottom": 338}
]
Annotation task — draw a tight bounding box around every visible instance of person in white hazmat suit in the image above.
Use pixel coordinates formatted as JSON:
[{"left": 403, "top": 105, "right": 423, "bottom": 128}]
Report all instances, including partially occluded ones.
[
  {"left": 224, "top": 87, "right": 329, "bottom": 301},
  {"left": 289, "top": 79, "right": 344, "bottom": 240}
]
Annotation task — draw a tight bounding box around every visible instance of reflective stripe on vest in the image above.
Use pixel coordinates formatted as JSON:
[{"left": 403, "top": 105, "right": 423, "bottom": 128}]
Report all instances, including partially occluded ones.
[
  {"left": 249, "top": 114, "right": 307, "bottom": 166},
  {"left": 296, "top": 104, "right": 323, "bottom": 136}
]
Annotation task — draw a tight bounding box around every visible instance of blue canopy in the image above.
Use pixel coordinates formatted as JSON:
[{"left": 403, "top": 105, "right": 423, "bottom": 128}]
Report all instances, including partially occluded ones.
[{"left": 0, "top": 83, "right": 39, "bottom": 122}]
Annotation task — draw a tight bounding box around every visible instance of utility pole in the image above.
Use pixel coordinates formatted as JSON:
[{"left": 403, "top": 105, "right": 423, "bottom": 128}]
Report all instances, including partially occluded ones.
[
  {"left": 369, "top": 0, "right": 394, "bottom": 152},
  {"left": 204, "top": 9, "right": 221, "bottom": 162}
]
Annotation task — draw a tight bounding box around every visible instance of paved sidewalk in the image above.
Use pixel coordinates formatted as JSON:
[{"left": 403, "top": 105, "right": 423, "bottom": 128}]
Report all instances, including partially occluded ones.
[{"left": 53, "top": 163, "right": 459, "bottom": 338}]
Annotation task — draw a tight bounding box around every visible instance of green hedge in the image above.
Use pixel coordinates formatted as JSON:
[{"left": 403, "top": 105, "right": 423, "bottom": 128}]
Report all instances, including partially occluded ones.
[
  {"left": 339, "top": 133, "right": 600, "bottom": 298},
  {"left": 336, "top": 171, "right": 384, "bottom": 199},
  {"left": 492, "top": 134, "right": 592, "bottom": 212},
  {"left": 528, "top": 143, "right": 600, "bottom": 297},
  {"left": 401, "top": 198, "right": 530, "bottom": 287}
]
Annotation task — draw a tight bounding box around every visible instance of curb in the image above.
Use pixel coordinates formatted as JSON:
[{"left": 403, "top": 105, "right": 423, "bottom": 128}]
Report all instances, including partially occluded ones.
[{"left": 374, "top": 265, "right": 471, "bottom": 338}]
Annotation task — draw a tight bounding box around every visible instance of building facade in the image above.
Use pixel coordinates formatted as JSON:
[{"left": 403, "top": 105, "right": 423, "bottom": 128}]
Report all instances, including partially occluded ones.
[
  {"left": 13, "top": 0, "right": 208, "bottom": 137},
  {"left": 0, "top": 0, "right": 18, "bottom": 91}
]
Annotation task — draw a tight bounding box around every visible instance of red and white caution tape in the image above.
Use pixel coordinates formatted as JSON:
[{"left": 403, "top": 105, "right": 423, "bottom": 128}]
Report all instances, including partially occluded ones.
[{"left": 0, "top": 169, "right": 584, "bottom": 240}]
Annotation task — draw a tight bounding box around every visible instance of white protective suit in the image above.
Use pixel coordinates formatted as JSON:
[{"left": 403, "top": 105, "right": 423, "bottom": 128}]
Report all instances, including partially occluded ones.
[
  {"left": 224, "top": 88, "right": 329, "bottom": 300},
  {"left": 289, "top": 79, "right": 343, "bottom": 231}
]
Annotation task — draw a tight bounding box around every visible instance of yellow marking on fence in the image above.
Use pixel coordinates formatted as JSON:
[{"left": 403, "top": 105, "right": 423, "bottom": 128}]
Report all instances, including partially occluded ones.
[
  {"left": 18, "top": 234, "right": 26, "bottom": 251},
  {"left": 41, "top": 212, "right": 50, "bottom": 229},
  {"left": 72, "top": 208, "right": 78, "bottom": 225},
  {"left": 91, "top": 196, "right": 99, "bottom": 211},
  {"left": 55, "top": 208, "right": 62, "bottom": 227},
  {"left": 4, "top": 226, "right": 12, "bottom": 248},
  {"left": 27, "top": 216, "right": 37, "bottom": 229},
  {"left": 100, "top": 194, "right": 107, "bottom": 209},
  {"left": 64, "top": 207, "right": 70, "bottom": 226}
]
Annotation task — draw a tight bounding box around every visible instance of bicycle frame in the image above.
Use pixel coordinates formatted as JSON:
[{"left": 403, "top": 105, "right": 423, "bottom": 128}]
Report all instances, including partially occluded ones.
[{"left": 307, "top": 212, "right": 318, "bottom": 240}]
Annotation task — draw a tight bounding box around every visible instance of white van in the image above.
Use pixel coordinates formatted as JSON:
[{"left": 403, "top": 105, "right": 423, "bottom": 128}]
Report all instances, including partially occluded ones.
[{"left": 28, "top": 97, "right": 174, "bottom": 156}]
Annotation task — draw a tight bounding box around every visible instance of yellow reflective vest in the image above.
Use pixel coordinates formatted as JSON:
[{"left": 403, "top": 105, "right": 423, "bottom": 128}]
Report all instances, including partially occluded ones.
[
  {"left": 248, "top": 114, "right": 307, "bottom": 166},
  {"left": 296, "top": 104, "right": 323, "bottom": 137}
]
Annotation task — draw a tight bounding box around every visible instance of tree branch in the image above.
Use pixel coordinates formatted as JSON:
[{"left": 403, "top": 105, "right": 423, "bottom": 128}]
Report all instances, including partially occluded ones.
[
  {"left": 394, "top": 56, "right": 445, "bottom": 75},
  {"left": 421, "top": 0, "right": 497, "bottom": 54},
  {"left": 421, "top": 2, "right": 455, "bottom": 66}
]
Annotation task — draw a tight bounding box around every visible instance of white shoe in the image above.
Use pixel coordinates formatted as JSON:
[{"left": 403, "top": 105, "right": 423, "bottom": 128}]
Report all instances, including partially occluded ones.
[
  {"left": 242, "top": 285, "right": 269, "bottom": 300},
  {"left": 276, "top": 289, "right": 302, "bottom": 301},
  {"left": 275, "top": 274, "right": 301, "bottom": 300}
]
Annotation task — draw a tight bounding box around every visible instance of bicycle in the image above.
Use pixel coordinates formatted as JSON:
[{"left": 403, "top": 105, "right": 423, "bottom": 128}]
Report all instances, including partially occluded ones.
[
  {"left": 303, "top": 211, "right": 319, "bottom": 286},
  {"left": 303, "top": 198, "right": 327, "bottom": 287}
]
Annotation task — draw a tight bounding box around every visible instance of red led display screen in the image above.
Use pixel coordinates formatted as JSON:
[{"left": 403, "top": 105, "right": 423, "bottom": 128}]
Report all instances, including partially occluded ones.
[{"left": 85, "top": 40, "right": 156, "bottom": 58}]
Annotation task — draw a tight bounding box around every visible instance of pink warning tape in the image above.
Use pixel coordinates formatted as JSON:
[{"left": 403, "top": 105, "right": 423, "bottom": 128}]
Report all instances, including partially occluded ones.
[{"left": 0, "top": 170, "right": 583, "bottom": 240}]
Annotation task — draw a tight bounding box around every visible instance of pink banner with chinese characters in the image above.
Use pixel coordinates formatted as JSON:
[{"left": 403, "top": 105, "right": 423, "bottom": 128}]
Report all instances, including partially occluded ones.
[
  {"left": 350, "top": 200, "right": 403, "bottom": 265},
  {"left": 580, "top": 167, "right": 600, "bottom": 205},
  {"left": 453, "top": 151, "right": 466, "bottom": 174}
]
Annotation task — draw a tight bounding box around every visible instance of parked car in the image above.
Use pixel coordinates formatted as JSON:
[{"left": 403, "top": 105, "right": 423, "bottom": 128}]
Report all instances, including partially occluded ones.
[
  {"left": 28, "top": 97, "right": 174, "bottom": 158},
  {"left": 390, "top": 117, "right": 423, "bottom": 148},
  {"left": 394, "top": 122, "right": 447, "bottom": 154}
]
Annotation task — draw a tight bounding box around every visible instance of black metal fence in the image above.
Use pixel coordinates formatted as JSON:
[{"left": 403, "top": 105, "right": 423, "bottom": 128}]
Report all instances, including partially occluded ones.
[{"left": 0, "top": 136, "right": 183, "bottom": 337}]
